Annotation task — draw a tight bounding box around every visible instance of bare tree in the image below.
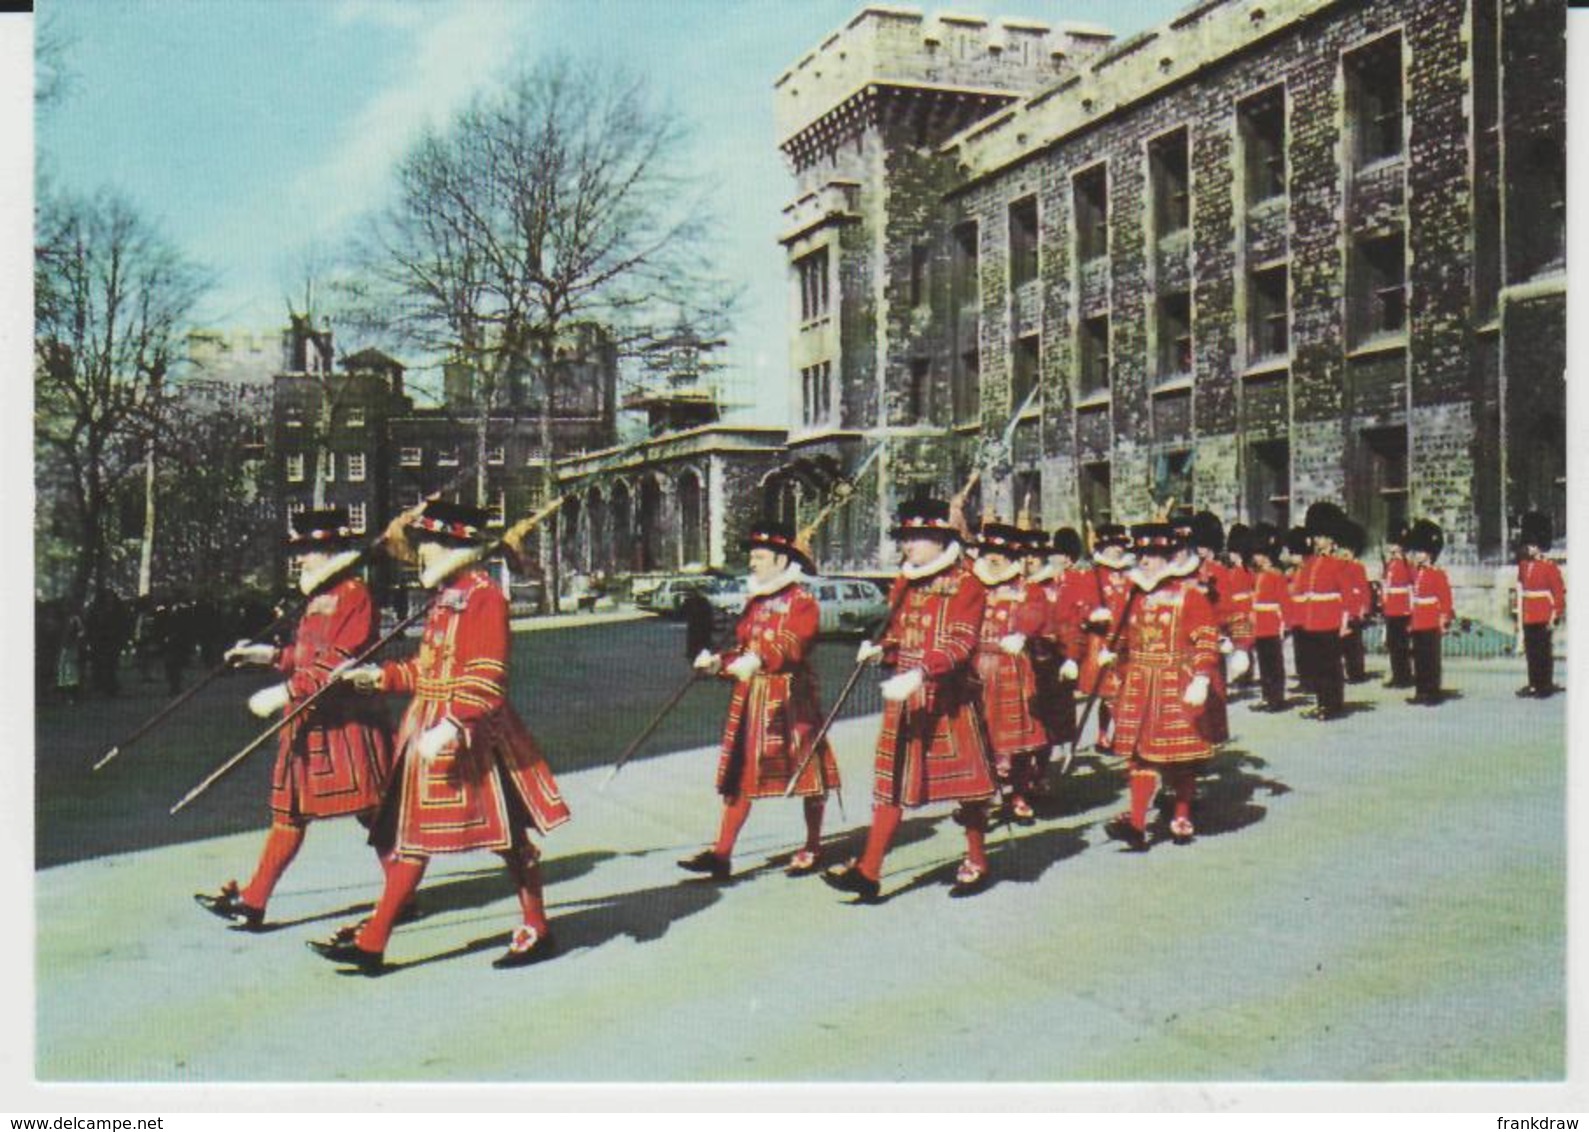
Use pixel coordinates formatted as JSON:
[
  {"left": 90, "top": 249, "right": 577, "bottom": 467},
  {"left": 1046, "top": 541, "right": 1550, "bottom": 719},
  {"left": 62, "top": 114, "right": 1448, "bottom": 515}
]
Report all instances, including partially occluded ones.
[
  {"left": 348, "top": 55, "right": 734, "bottom": 609},
  {"left": 35, "top": 188, "right": 210, "bottom": 609}
]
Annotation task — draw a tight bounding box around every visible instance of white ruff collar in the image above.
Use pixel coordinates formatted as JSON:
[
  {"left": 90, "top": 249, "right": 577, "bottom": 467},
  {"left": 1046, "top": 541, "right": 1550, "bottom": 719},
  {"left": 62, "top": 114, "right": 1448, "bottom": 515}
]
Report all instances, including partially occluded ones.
[
  {"left": 747, "top": 563, "right": 804, "bottom": 598},
  {"left": 1028, "top": 558, "right": 1073, "bottom": 585},
  {"left": 299, "top": 549, "right": 362, "bottom": 596},
  {"left": 1093, "top": 548, "right": 1134, "bottom": 570},
  {"left": 1128, "top": 555, "right": 1200, "bottom": 593},
  {"left": 972, "top": 557, "right": 1023, "bottom": 587},
  {"left": 420, "top": 545, "right": 486, "bottom": 589},
  {"left": 901, "top": 541, "right": 961, "bottom": 581}
]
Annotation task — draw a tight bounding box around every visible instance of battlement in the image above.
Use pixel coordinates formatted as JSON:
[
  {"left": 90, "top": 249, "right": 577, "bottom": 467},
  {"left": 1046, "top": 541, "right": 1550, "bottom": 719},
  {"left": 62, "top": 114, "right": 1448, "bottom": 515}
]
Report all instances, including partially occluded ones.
[{"left": 775, "top": 6, "right": 1114, "bottom": 146}]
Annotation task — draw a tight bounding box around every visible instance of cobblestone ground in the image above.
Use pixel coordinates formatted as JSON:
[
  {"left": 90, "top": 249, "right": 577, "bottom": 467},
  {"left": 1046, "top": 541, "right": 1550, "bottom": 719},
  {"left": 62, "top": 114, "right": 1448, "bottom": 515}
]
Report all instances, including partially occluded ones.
[{"left": 35, "top": 658, "right": 1567, "bottom": 1084}]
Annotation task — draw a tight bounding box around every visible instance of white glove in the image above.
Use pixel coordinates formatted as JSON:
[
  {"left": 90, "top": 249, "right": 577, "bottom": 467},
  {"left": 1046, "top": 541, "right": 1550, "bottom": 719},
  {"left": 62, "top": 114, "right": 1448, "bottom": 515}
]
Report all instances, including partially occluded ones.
[
  {"left": 692, "top": 649, "right": 721, "bottom": 674},
  {"left": 880, "top": 668, "right": 924, "bottom": 703},
  {"left": 1182, "top": 674, "right": 1210, "bottom": 708},
  {"left": 226, "top": 640, "right": 277, "bottom": 667},
  {"left": 247, "top": 683, "right": 291, "bottom": 718},
  {"left": 415, "top": 719, "right": 460, "bottom": 762},
  {"left": 338, "top": 664, "right": 384, "bottom": 692},
  {"left": 1219, "top": 636, "right": 1235, "bottom": 655},
  {"left": 1228, "top": 649, "right": 1252, "bottom": 681},
  {"left": 998, "top": 632, "right": 1026, "bottom": 656},
  {"left": 1059, "top": 658, "right": 1080, "bottom": 682},
  {"left": 725, "top": 652, "right": 762, "bottom": 681},
  {"left": 1096, "top": 648, "right": 1117, "bottom": 668},
  {"left": 856, "top": 640, "right": 885, "bottom": 665},
  {"left": 1088, "top": 606, "right": 1111, "bottom": 625}
]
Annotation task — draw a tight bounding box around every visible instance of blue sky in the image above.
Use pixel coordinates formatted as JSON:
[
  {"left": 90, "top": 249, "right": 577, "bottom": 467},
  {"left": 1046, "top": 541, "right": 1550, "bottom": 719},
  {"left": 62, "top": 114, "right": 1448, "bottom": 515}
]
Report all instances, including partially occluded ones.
[{"left": 38, "top": 0, "right": 1184, "bottom": 419}]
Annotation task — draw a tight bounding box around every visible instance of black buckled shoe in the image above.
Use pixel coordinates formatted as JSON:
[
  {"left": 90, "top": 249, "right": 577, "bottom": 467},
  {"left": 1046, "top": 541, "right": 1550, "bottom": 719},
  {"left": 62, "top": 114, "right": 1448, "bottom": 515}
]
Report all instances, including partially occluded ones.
[
  {"left": 1169, "top": 816, "right": 1196, "bottom": 846},
  {"left": 948, "top": 859, "right": 991, "bottom": 898},
  {"left": 492, "top": 925, "right": 559, "bottom": 969},
  {"left": 1104, "top": 815, "right": 1150, "bottom": 853},
  {"left": 307, "top": 936, "right": 385, "bottom": 976},
  {"left": 676, "top": 849, "right": 731, "bottom": 881},
  {"left": 822, "top": 860, "right": 881, "bottom": 903},
  {"left": 785, "top": 849, "right": 821, "bottom": 877},
  {"left": 194, "top": 882, "right": 264, "bottom": 931}
]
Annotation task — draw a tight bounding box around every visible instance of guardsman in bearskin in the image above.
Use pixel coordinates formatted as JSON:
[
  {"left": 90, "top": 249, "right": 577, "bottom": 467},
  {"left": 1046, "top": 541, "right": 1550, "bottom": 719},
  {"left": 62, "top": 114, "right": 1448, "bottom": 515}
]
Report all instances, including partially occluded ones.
[
  {"left": 969, "top": 519, "right": 1050, "bottom": 825},
  {"left": 195, "top": 508, "right": 394, "bottom": 930},
  {"left": 1186, "top": 511, "right": 1252, "bottom": 743},
  {"left": 1404, "top": 519, "right": 1453, "bottom": 707},
  {"left": 1224, "top": 523, "right": 1259, "bottom": 690},
  {"left": 1247, "top": 524, "right": 1293, "bottom": 712},
  {"left": 1102, "top": 523, "right": 1221, "bottom": 851},
  {"left": 317, "top": 500, "right": 571, "bottom": 973},
  {"left": 1290, "top": 503, "right": 1351, "bottom": 721},
  {"left": 1079, "top": 523, "right": 1135, "bottom": 753},
  {"left": 1515, "top": 511, "right": 1565, "bottom": 699},
  {"left": 1337, "top": 519, "right": 1372, "bottom": 684},
  {"left": 1029, "top": 527, "right": 1088, "bottom": 766},
  {"left": 823, "top": 498, "right": 998, "bottom": 901},
  {"left": 1380, "top": 526, "right": 1415, "bottom": 689},
  {"left": 678, "top": 519, "right": 839, "bottom": 880}
]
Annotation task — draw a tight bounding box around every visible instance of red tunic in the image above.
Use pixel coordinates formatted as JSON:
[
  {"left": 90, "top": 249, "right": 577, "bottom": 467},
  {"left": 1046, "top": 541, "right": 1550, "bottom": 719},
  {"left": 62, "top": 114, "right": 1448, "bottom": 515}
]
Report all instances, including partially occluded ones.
[
  {"left": 1199, "top": 559, "right": 1255, "bottom": 649},
  {"left": 1290, "top": 554, "right": 1348, "bottom": 633},
  {"left": 1223, "top": 563, "right": 1257, "bottom": 649},
  {"left": 1518, "top": 557, "right": 1565, "bottom": 626},
  {"left": 1341, "top": 559, "right": 1371, "bottom": 622},
  {"left": 1409, "top": 565, "right": 1453, "bottom": 633},
  {"left": 1029, "top": 567, "right": 1090, "bottom": 744},
  {"left": 713, "top": 581, "right": 839, "bottom": 799},
  {"left": 270, "top": 576, "right": 393, "bottom": 820},
  {"left": 379, "top": 568, "right": 570, "bottom": 856},
  {"left": 1381, "top": 556, "right": 1414, "bottom": 618},
  {"left": 873, "top": 559, "right": 996, "bottom": 808},
  {"left": 1079, "top": 562, "right": 1132, "bottom": 699},
  {"left": 972, "top": 570, "right": 1049, "bottom": 764},
  {"left": 1110, "top": 567, "right": 1221, "bottom": 766},
  {"left": 1252, "top": 569, "right": 1291, "bottom": 639}
]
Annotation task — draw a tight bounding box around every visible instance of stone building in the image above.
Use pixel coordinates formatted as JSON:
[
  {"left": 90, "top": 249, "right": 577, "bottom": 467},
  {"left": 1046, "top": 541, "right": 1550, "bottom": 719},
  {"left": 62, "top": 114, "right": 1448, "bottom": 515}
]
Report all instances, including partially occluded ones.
[{"left": 776, "top": 0, "right": 1566, "bottom": 570}]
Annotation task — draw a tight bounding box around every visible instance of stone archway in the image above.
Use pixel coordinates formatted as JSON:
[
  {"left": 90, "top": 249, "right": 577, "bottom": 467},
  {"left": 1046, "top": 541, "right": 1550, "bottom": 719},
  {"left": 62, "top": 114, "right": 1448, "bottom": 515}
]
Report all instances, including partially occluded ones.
[
  {"left": 586, "top": 485, "right": 608, "bottom": 575},
  {"left": 677, "top": 468, "right": 705, "bottom": 567},
  {"left": 637, "top": 472, "right": 668, "bottom": 572},
  {"left": 610, "top": 479, "right": 636, "bottom": 572}
]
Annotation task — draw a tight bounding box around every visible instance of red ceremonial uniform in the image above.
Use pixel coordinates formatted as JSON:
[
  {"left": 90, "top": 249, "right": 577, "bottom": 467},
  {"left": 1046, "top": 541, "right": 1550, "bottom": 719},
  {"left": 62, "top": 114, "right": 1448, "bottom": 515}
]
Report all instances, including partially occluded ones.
[
  {"left": 714, "top": 580, "right": 839, "bottom": 798},
  {"left": 1290, "top": 554, "right": 1348, "bottom": 632},
  {"left": 1200, "top": 559, "right": 1255, "bottom": 650},
  {"left": 1252, "top": 569, "right": 1291, "bottom": 639},
  {"left": 1224, "top": 563, "right": 1257, "bottom": 648},
  {"left": 874, "top": 560, "right": 996, "bottom": 807},
  {"left": 1341, "top": 559, "right": 1372, "bottom": 623},
  {"left": 379, "top": 568, "right": 570, "bottom": 856},
  {"left": 972, "top": 568, "right": 1050, "bottom": 763},
  {"left": 1381, "top": 557, "right": 1414, "bottom": 618},
  {"left": 1518, "top": 557, "right": 1566, "bottom": 626},
  {"left": 1079, "top": 563, "right": 1132, "bottom": 697},
  {"left": 1110, "top": 566, "right": 1222, "bottom": 765},
  {"left": 1030, "top": 566, "right": 1090, "bottom": 744},
  {"left": 270, "top": 576, "right": 393, "bottom": 819},
  {"left": 1409, "top": 565, "right": 1453, "bottom": 632}
]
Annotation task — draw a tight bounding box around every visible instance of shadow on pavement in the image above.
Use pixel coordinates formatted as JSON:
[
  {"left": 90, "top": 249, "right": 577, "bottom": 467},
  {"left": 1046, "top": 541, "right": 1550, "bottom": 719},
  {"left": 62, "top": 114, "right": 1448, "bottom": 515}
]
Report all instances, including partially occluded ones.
[{"left": 1162, "top": 746, "right": 1290, "bottom": 840}]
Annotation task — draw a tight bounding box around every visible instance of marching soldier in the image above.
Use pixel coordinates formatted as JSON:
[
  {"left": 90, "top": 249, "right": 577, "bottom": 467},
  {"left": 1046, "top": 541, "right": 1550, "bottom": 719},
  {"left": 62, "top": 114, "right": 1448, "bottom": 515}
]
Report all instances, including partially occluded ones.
[
  {"left": 1029, "top": 527, "right": 1088, "bottom": 766},
  {"left": 678, "top": 519, "right": 839, "bottom": 880},
  {"left": 195, "top": 509, "right": 394, "bottom": 931},
  {"left": 318, "top": 500, "right": 571, "bottom": 973},
  {"left": 969, "top": 520, "right": 1050, "bottom": 824},
  {"left": 1380, "top": 527, "right": 1416, "bottom": 689},
  {"left": 1224, "top": 523, "right": 1258, "bottom": 689},
  {"left": 1103, "top": 523, "right": 1221, "bottom": 851},
  {"left": 1079, "top": 524, "right": 1134, "bottom": 753},
  {"left": 823, "top": 498, "right": 998, "bottom": 901},
  {"left": 1515, "top": 512, "right": 1565, "bottom": 699},
  {"left": 1290, "top": 503, "right": 1351, "bottom": 721},
  {"left": 1187, "top": 511, "right": 1251, "bottom": 744},
  {"left": 1405, "top": 519, "right": 1453, "bottom": 707},
  {"left": 1337, "top": 520, "right": 1372, "bottom": 684},
  {"left": 1248, "top": 523, "right": 1292, "bottom": 713}
]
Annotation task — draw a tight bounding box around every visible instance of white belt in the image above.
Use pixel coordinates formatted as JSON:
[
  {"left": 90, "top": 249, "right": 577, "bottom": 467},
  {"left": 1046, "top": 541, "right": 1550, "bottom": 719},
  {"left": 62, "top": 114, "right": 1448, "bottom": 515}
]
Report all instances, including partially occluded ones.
[
  {"left": 1253, "top": 603, "right": 1282, "bottom": 612},
  {"left": 1521, "top": 591, "right": 1557, "bottom": 599}
]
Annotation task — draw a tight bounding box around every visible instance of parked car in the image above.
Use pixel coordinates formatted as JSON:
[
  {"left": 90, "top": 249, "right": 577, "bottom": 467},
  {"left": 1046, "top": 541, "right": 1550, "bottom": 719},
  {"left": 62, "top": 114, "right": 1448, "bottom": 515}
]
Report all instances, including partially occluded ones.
[
  {"left": 636, "top": 575, "right": 716, "bottom": 617},
  {"left": 701, "top": 575, "right": 749, "bottom": 621},
  {"left": 808, "top": 576, "right": 891, "bottom": 637}
]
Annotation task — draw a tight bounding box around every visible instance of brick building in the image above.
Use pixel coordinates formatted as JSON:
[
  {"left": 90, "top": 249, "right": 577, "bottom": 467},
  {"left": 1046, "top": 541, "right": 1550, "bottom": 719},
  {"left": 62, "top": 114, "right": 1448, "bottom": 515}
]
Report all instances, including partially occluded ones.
[{"left": 776, "top": 0, "right": 1566, "bottom": 572}]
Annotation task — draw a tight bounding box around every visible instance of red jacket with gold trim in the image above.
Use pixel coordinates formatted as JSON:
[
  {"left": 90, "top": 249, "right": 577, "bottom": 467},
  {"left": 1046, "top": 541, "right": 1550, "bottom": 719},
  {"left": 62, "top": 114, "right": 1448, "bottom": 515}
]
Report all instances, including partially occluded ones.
[
  {"left": 1409, "top": 565, "right": 1453, "bottom": 633},
  {"left": 1110, "top": 565, "right": 1221, "bottom": 765},
  {"left": 1518, "top": 557, "right": 1565, "bottom": 626}
]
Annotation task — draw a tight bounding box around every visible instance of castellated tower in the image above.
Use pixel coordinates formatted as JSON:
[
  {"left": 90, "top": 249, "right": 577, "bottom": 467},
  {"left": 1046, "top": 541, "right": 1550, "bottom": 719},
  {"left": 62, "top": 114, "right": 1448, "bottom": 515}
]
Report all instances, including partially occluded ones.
[{"left": 774, "top": 7, "right": 1113, "bottom": 571}]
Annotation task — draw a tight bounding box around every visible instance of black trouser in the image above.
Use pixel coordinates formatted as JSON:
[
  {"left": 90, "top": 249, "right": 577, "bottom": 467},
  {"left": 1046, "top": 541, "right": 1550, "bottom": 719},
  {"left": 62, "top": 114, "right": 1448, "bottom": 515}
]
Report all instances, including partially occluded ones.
[
  {"left": 1292, "top": 629, "right": 1315, "bottom": 693},
  {"left": 1524, "top": 622, "right": 1555, "bottom": 691},
  {"left": 1341, "top": 626, "right": 1366, "bottom": 682},
  {"left": 1384, "top": 615, "right": 1413, "bottom": 686},
  {"left": 1411, "top": 629, "right": 1443, "bottom": 701},
  {"left": 1255, "top": 635, "right": 1286, "bottom": 708},
  {"left": 1299, "top": 629, "right": 1344, "bottom": 713}
]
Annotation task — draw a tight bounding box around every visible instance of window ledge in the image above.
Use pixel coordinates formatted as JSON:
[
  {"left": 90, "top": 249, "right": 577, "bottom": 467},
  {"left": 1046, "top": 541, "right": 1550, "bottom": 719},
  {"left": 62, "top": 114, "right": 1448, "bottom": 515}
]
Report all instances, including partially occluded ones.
[
  {"left": 1151, "top": 374, "right": 1193, "bottom": 395},
  {"left": 1075, "top": 392, "right": 1111, "bottom": 411},
  {"left": 1346, "top": 335, "right": 1407, "bottom": 359},
  {"left": 951, "top": 421, "right": 983, "bottom": 434},
  {"left": 1353, "top": 154, "right": 1405, "bottom": 178},
  {"left": 1243, "top": 358, "right": 1290, "bottom": 380}
]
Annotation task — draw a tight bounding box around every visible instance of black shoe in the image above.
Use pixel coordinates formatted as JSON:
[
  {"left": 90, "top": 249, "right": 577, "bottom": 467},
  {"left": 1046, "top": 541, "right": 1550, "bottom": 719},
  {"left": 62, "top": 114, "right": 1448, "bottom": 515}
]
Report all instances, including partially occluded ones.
[
  {"left": 492, "top": 926, "right": 558, "bottom": 969},
  {"left": 676, "top": 849, "right": 731, "bottom": 881},
  {"left": 1536, "top": 685, "right": 1563, "bottom": 699},
  {"left": 1300, "top": 707, "right": 1342, "bottom": 721},
  {"left": 194, "top": 883, "right": 264, "bottom": 931},
  {"left": 1104, "top": 816, "right": 1149, "bottom": 853},
  {"left": 948, "top": 860, "right": 991, "bottom": 898},
  {"left": 1384, "top": 679, "right": 1413, "bottom": 689},
  {"left": 307, "top": 937, "right": 385, "bottom": 976},
  {"left": 1169, "top": 817, "right": 1196, "bottom": 846},
  {"left": 1516, "top": 685, "right": 1541, "bottom": 698},
  {"left": 822, "top": 861, "right": 881, "bottom": 902}
]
